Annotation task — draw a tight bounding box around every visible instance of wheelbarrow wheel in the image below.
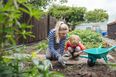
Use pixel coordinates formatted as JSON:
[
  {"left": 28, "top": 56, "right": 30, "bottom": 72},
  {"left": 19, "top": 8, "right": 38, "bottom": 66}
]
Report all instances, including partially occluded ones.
[{"left": 87, "top": 59, "right": 95, "bottom": 67}]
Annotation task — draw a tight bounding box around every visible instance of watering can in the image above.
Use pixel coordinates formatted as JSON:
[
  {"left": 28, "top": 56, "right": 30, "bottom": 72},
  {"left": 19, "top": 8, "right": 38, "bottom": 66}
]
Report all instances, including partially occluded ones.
[{"left": 80, "top": 45, "right": 116, "bottom": 66}]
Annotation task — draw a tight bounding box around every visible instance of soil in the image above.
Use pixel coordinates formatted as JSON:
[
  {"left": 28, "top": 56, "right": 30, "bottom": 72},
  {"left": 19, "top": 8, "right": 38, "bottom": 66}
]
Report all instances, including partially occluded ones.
[
  {"left": 51, "top": 51, "right": 116, "bottom": 77},
  {"left": 25, "top": 38, "right": 116, "bottom": 77},
  {"left": 52, "top": 63, "right": 116, "bottom": 77}
]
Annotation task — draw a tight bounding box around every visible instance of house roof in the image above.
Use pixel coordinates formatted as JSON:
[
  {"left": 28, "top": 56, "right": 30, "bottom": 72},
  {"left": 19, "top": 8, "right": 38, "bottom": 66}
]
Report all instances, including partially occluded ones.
[{"left": 107, "top": 20, "right": 116, "bottom": 26}]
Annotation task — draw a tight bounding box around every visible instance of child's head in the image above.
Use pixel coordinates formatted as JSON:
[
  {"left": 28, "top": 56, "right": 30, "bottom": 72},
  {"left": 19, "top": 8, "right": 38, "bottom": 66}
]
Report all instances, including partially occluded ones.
[{"left": 69, "top": 35, "right": 80, "bottom": 46}]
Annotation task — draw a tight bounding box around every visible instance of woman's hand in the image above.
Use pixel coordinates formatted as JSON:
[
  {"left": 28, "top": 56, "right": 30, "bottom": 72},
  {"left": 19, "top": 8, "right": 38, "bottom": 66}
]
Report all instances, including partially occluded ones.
[{"left": 58, "top": 56, "right": 66, "bottom": 66}]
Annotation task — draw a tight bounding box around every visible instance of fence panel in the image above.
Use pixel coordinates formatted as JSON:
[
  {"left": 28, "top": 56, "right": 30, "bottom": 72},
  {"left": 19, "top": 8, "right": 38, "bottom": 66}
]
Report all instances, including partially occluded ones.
[{"left": 17, "top": 14, "right": 57, "bottom": 44}]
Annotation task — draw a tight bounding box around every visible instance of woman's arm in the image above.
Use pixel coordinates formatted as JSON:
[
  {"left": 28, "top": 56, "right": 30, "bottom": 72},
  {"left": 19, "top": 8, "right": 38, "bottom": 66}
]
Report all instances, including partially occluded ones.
[{"left": 48, "top": 30, "right": 61, "bottom": 59}]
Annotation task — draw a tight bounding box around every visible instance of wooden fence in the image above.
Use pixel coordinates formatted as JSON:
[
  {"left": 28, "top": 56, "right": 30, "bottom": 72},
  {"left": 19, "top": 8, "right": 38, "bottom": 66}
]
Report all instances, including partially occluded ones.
[
  {"left": 107, "top": 21, "right": 116, "bottom": 39},
  {"left": 17, "top": 14, "right": 57, "bottom": 44}
]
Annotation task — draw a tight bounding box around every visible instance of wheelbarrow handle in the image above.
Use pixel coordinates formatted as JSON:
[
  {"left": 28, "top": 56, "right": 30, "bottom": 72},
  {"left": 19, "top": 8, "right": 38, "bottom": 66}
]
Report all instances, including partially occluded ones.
[
  {"left": 79, "top": 55, "right": 88, "bottom": 59},
  {"left": 107, "top": 46, "right": 116, "bottom": 52}
]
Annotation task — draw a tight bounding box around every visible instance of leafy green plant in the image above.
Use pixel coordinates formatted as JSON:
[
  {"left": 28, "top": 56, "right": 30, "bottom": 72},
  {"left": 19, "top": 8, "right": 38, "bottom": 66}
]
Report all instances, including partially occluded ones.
[
  {"left": 0, "top": 49, "right": 64, "bottom": 77},
  {"left": 68, "top": 30, "right": 103, "bottom": 48},
  {"left": 0, "top": 52, "right": 31, "bottom": 77},
  {"left": 0, "top": 0, "right": 43, "bottom": 50},
  {"left": 37, "top": 40, "right": 48, "bottom": 52},
  {"left": 0, "top": 0, "right": 64, "bottom": 77},
  {"left": 0, "top": 0, "right": 66, "bottom": 76},
  {"left": 32, "top": 59, "right": 64, "bottom": 77}
]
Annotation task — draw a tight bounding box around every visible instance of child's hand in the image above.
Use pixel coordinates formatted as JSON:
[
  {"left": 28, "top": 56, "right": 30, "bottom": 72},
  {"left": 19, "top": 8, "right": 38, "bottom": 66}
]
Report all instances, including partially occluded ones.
[
  {"left": 74, "top": 52, "right": 80, "bottom": 57},
  {"left": 74, "top": 51, "right": 83, "bottom": 57},
  {"left": 67, "top": 47, "right": 73, "bottom": 53},
  {"left": 69, "top": 50, "right": 73, "bottom": 53}
]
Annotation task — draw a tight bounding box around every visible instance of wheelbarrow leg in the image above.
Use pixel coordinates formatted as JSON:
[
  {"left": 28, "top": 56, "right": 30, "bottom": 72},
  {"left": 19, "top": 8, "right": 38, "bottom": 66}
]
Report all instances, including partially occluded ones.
[{"left": 103, "top": 56, "right": 108, "bottom": 63}]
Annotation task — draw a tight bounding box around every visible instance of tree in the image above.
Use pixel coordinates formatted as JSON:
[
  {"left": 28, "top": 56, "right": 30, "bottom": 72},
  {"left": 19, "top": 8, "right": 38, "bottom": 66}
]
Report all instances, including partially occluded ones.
[
  {"left": 49, "top": 5, "right": 86, "bottom": 30},
  {"left": 49, "top": 5, "right": 70, "bottom": 19},
  {"left": 85, "top": 9, "right": 109, "bottom": 22},
  {"left": 29, "top": 0, "right": 68, "bottom": 9},
  {"left": 66, "top": 7, "right": 86, "bottom": 27}
]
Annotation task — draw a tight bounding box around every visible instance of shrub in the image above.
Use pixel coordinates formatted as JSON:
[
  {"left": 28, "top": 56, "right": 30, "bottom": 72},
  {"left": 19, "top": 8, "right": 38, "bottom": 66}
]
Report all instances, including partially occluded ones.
[{"left": 68, "top": 30, "right": 103, "bottom": 48}]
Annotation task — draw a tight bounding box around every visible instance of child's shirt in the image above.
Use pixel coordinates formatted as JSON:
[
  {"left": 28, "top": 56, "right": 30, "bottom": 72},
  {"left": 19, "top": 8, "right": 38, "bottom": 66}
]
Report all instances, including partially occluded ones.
[{"left": 65, "top": 41, "right": 86, "bottom": 51}]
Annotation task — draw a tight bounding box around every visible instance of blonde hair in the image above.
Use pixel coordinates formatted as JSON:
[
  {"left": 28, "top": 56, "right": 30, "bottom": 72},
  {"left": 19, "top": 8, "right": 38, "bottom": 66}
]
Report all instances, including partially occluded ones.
[
  {"left": 69, "top": 35, "right": 80, "bottom": 45},
  {"left": 55, "top": 21, "right": 69, "bottom": 43}
]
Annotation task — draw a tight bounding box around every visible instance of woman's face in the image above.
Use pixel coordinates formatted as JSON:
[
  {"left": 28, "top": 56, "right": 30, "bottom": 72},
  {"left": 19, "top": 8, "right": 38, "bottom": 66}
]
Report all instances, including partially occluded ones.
[{"left": 59, "top": 31, "right": 67, "bottom": 39}]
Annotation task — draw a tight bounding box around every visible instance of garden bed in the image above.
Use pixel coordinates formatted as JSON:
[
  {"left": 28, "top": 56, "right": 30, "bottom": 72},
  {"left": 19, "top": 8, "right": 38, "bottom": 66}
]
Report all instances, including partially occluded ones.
[
  {"left": 23, "top": 30, "right": 116, "bottom": 77},
  {"left": 36, "top": 52, "right": 116, "bottom": 77},
  {"left": 53, "top": 63, "right": 116, "bottom": 77},
  {"left": 51, "top": 49, "right": 116, "bottom": 77}
]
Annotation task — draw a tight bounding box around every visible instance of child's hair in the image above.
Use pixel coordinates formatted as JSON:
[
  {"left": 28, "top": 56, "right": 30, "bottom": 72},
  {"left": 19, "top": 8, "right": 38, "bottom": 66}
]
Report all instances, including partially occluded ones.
[
  {"left": 69, "top": 35, "right": 80, "bottom": 45},
  {"left": 55, "top": 21, "right": 69, "bottom": 43}
]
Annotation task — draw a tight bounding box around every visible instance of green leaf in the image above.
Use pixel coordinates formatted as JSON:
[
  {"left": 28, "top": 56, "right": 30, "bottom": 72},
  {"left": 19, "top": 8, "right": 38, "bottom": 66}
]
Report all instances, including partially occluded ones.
[
  {"left": 19, "top": 7, "right": 30, "bottom": 15},
  {"left": 32, "top": 58, "right": 39, "bottom": 66},
  {"left": 49, "top": 71, "right": 64, "bottom": 77},
  {"left": 17, "top": 0, "right": 27, "bottom": 3},
  {"left": 43, "top": 60, "right": 52, "bottom": 71},
  {"left": 19, "top": 24, "right": 32, "bottom": 29}
]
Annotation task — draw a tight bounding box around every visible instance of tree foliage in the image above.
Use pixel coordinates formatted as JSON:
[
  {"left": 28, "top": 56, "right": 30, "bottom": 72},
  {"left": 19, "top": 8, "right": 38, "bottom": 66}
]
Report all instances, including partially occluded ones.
[
  {"left": 67, "top": 7, "right": 86, "bottom": 26},
  {"left": 29, "top": 0, "right": 67, "bottom": 9},
  {"left": 85, "top": 9, "right": 109, "bottom": 22},
  {"left": 48, "top": 5, "right": 109, "bottom": 29},
  {"left": 49, "top": 5, "right": 86, "bottom": 29}
]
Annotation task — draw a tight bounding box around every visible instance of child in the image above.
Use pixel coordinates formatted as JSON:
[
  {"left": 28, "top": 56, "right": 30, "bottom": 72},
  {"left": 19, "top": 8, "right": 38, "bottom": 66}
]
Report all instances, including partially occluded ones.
[{"left": 65, "top": 35, "right": 85, "bottom": 59}]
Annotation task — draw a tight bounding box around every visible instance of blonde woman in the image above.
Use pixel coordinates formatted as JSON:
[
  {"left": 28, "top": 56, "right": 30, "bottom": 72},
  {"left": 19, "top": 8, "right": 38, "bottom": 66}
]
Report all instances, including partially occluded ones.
[{"left": 46, "top": 21, "right": 69, "bottom": 66}]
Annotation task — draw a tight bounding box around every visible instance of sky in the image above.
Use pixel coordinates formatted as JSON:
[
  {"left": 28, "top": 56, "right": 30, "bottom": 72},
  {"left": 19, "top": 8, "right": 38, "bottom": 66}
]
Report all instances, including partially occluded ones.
[{"left": 62, "top": 0, "right": 116, "bottom": 23}]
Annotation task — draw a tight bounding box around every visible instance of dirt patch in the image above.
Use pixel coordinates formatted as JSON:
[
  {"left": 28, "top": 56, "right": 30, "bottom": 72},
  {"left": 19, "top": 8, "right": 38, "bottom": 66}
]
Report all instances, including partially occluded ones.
[
  {"left": 53, "top": 63, "right": 116, "bottom": 77},
  {"left": 51, "top": 51, "right": 116, "bottom": 77},
  {"left": 36, "top": 52, "right": 116, "bottom": 77},
  {"left": 25, "top": 41, "right": 116, "bottom": 77}
]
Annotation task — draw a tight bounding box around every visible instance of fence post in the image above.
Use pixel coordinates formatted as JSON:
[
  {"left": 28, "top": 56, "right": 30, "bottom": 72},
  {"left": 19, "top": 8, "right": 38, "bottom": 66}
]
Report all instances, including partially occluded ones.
[{"left": 47, "top": 13, "right": 50, "bottom": 36}]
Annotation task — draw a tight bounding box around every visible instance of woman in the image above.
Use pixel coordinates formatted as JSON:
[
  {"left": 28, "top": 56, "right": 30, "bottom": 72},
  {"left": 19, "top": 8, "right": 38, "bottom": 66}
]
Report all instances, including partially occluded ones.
[{"left": 46, "top": 21, "right": 69, "bottom": 66}]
